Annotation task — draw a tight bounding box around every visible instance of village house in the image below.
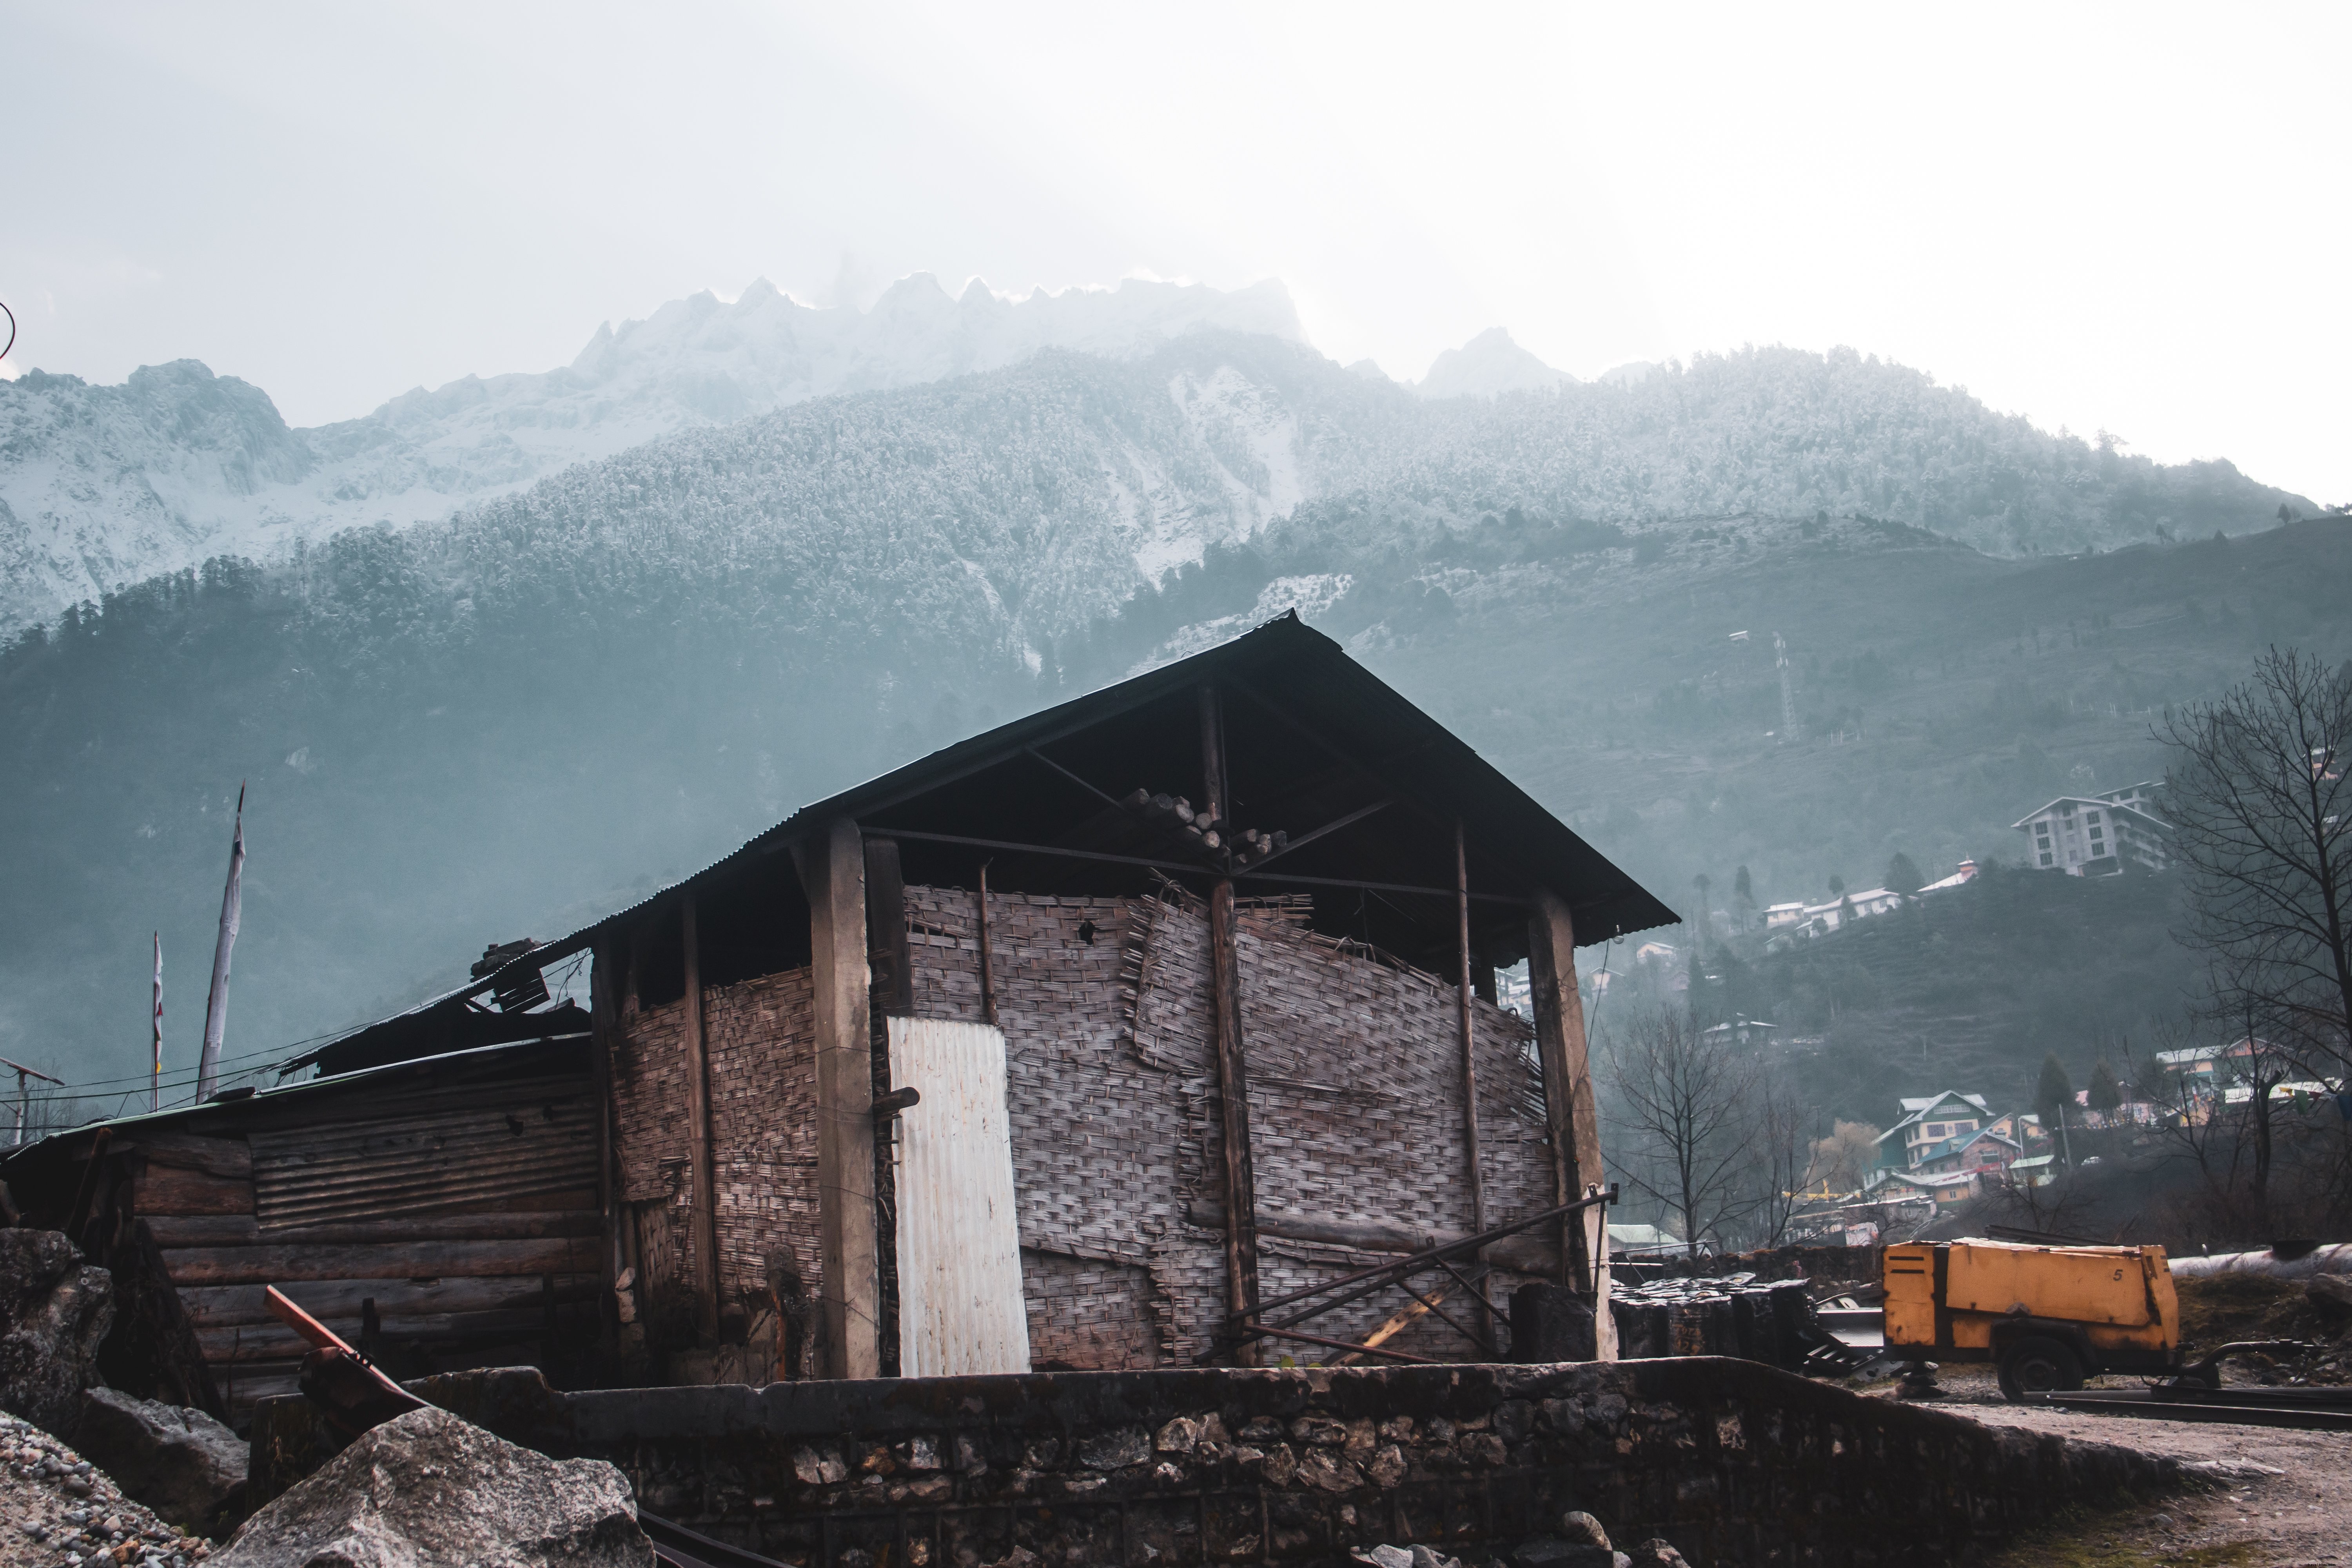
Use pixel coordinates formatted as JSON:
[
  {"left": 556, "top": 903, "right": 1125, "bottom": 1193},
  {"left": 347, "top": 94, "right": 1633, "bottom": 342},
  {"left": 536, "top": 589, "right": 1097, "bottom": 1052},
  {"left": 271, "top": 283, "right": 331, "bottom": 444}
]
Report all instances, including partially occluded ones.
[
  {"left": 0, "top": 615, "right": 1672, "bottom": 1421},
  {"left": 1699, "top": 1016, "right": 1777, "bottom": 1050},
  {"left": 1760, "top": 886, "right": 1904, "bottom": 950},
  {"left": 1875, "top": 1091, "right": 1993, "bottom": 1172},
  {"left": 1911, "top": 1126, "right": 2023, "bottom": 1181},
  {"left": 2013, "top": 783, "right": 2169, "bottom": 875}
]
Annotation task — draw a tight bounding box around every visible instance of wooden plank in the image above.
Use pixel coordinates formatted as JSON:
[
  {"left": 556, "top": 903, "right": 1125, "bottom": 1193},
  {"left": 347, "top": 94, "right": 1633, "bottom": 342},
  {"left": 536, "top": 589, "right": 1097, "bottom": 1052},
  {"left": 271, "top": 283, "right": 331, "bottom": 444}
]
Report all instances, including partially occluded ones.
[
  {"left": 1453, "top": 819, "right": 1490, "bottom": 1341},
  {"left": 1201, "top": 682, "right": 1260, "bottom": 1367},
  {"left": 681, "top": 895, "right": 718, "bottom": 1341},
  {"left": 118, "top": 1132, "right": 251, "bottom": 1179},
  {"left": 199, "top": 1305, "right": 595, "bottom": 1362},
  {"left": 1528, "top": 889, "right": 1602, "bottom": 1294},
  {"left": 1182, "top": 1201, "right": 1559, "bottom": 1274},
  {"left": 791, "top": 817, "right": 878, "bottom": 1381},
  {"left": 975, "top": 867, "right": 999, "bottom": 1027},
  {"left": 182, "top": 1274, "right": 601, "bottom": 1328},
  {"left": 162, "top": 1236, "right": 595, "bottom": 1287},
  {"left": 148, "top": 1213, "right": 602, "bottom": 1241},
  {"left": 864, "top": 838, "right": 915, "bottom": 1016},
  {"left": 135, "top": 1165, "right": 254, "bottom": 1217}
]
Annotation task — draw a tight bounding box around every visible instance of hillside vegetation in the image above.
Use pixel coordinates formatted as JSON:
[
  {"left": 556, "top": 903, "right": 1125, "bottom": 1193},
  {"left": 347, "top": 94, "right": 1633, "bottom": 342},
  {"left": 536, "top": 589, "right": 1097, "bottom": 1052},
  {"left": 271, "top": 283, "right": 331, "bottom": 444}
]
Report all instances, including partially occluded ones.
[{"left": 0, "top": 333, "right": 2334, "bottom": 1087}]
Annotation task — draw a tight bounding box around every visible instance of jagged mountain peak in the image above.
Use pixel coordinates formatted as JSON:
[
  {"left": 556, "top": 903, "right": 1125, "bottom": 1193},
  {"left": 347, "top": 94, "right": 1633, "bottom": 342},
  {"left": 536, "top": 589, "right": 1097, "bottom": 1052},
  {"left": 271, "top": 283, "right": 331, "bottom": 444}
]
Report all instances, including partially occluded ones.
[
  {"left": 1416, "top": 327, "right": 1575, "bottom": 400},
  {"left": 0, "top": 272, "right": 1314, "bottom": 629}
]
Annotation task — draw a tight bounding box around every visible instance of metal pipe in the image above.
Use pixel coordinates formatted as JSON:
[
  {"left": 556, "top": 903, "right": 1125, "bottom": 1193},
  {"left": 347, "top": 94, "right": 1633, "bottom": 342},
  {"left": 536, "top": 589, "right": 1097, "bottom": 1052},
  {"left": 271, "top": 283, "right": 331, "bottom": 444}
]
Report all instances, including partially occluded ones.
[{"left": 2172, "top": 1245, "right": 2352, "bottom": 1280}]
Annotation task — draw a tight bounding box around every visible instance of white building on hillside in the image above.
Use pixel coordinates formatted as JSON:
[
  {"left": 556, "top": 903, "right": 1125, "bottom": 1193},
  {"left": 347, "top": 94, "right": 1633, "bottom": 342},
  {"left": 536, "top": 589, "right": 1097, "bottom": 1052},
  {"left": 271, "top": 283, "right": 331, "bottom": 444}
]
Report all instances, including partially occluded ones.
[
  {"left": 2015, "top": 783, "right": 2167, "bottom": 876},
  {"left": 1916, "top": 859, "right": 1979, "bottom": 893},
  {"left": 1762, "top": 886, "right": 1905, "bottom": 949}
]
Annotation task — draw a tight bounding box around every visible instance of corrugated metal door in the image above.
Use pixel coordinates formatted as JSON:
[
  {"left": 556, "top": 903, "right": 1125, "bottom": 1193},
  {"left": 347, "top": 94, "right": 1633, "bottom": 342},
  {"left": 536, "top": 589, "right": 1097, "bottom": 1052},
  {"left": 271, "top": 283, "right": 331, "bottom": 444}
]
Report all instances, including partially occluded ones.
[{"left": 889, "top": 1018, "right": 1030, "bottom": 1376}]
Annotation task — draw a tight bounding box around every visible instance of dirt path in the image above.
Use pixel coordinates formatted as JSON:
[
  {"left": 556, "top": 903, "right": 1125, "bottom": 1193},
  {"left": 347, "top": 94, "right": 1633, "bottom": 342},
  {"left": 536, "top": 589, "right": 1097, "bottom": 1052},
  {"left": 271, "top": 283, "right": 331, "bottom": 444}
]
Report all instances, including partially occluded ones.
[{"left": 1895, "top": 1368, "right": 2352, "bottom": 1568}]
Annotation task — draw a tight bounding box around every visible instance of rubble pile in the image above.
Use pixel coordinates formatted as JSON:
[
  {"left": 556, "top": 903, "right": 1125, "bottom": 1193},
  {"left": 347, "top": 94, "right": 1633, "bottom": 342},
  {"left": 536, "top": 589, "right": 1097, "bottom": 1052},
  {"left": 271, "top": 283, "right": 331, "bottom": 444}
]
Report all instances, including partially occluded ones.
[
  {"left": 0, "top": 1410, "right": 212, "bottom": 1568},
  {"left": 1352, "top": 1509, "right": 1695, "bottom": 1568},
  {"left": 1607, "top": 1274, "right": 1828, "bottom": 1369}
]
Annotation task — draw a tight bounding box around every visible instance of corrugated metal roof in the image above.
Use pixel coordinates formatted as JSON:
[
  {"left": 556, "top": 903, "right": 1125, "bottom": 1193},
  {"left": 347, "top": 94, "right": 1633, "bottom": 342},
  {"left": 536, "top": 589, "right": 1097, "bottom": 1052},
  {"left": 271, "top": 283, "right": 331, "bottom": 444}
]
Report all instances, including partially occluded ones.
[{"left": 472, "top": 611, "right": 1676, "bottom": 1000}]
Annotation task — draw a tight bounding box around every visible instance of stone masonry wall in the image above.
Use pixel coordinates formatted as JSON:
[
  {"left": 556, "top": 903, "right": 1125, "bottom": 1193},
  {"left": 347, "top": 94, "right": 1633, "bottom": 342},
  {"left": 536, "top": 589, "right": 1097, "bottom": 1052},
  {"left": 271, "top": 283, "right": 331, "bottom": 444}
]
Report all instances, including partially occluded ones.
[{"left": 390, "top": 1357, "right": 2188, "bottom": 1568}]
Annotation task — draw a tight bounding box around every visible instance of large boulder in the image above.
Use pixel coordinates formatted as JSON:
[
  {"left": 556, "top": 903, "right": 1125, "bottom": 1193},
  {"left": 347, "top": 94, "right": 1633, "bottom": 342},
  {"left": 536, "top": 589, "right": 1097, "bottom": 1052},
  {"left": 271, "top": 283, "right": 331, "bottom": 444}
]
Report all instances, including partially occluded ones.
[
  {"left": 0, "top": 1229, "right": 115, "bottom": 1436},
  {"left": 75, "top": 1385, "right": 249, "bottom": 1533},
  {"left": 215, "top": 1405, "right": 652, "bottom": 1568}
]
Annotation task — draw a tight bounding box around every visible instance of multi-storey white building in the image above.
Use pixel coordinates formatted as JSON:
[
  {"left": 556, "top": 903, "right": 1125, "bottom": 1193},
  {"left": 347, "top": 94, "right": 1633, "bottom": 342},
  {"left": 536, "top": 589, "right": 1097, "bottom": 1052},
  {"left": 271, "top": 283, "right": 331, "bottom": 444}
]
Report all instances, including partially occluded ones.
[{"left": 2014, "top": 783, "right": 2168, "bottom": 875}]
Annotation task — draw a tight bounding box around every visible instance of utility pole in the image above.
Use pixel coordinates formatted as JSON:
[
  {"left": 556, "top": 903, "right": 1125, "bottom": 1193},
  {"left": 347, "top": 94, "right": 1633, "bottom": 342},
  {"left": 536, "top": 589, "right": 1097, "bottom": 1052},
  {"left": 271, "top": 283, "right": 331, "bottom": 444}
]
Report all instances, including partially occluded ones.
[
  {"left": 1775, "top": 633, "right": 1799, "bottom": 740},
  {"left": 1, "top": 1056, "right": 63, "bottom": 1147}
]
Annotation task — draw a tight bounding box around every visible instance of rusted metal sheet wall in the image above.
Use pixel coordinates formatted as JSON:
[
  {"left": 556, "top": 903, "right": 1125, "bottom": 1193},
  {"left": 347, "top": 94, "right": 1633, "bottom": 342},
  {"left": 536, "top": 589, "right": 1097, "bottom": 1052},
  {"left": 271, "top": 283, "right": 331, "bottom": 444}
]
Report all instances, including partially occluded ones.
[
  {"left": 248, "top": 1073, "right": 597, "bottom": 1229},
  {"left": 888, "top": 1017, "right": 1029, "bottom": 1377}
]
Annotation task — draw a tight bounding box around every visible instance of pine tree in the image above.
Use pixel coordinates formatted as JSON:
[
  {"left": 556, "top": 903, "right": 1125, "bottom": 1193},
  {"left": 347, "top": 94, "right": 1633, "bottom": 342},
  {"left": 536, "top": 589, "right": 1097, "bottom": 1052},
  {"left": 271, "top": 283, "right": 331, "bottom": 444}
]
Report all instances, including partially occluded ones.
[
  {"left": 2036, "top": 1054, "right": 2075, "bottom": 1130},
  {"left": 2087, "top": 1058, "right": 2124, "bottom": 1114},
  {"left": 1885, "top": 852, "right": 1923, "bottom": 894}
]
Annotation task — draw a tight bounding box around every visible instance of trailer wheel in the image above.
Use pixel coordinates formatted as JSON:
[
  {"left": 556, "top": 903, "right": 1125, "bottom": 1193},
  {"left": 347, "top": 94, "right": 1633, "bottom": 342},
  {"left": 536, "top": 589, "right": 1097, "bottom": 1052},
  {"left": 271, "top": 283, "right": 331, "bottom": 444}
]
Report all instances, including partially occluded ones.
[{"left": 1997, "top": 1336, "right": 2085, "bottom": 1400}]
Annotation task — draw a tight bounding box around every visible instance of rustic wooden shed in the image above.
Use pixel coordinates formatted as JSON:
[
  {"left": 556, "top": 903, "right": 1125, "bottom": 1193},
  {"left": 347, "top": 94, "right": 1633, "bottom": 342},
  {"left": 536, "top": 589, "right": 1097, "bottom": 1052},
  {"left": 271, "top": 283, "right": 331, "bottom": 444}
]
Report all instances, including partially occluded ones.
[
  {"left": 5, "top": 614, "right": 1673, "bottom": 1410},
  {"left": 1, "top": 1033, "right": 604, "bottom": 1425},
  {"left": 488, "top": 613, "right": 1671, "bottom": 1383}
]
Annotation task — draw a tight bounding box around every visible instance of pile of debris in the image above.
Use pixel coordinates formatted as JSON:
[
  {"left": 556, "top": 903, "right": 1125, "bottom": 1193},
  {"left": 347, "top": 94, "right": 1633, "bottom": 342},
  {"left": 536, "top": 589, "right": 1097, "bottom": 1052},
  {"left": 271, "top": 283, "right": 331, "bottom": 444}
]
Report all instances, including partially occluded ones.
[
  {"left": 1352, "top": 1508, "right": 1695, "bottom": 1568},
  {"left": 1607, "top": 1274, "right": 1851, "bottom": 1371},
  {"left": 1, "top": 1409, "right": 213, "bottom": 1568}
]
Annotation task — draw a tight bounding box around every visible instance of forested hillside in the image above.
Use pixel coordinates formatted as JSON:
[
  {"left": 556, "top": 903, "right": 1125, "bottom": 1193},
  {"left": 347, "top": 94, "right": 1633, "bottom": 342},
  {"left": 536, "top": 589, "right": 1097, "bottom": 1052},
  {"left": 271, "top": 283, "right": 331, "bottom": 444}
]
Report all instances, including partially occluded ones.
[{"left": 0, "top": 330, "right": 2336, "bottom": 1094}]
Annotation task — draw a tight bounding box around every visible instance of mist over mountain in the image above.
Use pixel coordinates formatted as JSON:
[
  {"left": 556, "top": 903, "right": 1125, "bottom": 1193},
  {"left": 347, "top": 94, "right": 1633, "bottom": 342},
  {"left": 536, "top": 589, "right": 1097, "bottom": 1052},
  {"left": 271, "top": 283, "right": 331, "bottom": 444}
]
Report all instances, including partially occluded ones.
[
  {"left": 0, "top": 275, "right": 1305, "bottom": 629},
  {"left": 1416, "top": 327, "right": 1575, "bottom": 399},
  {"left": 0, "top": 318, "right": 2329, "bottom": 1112}
]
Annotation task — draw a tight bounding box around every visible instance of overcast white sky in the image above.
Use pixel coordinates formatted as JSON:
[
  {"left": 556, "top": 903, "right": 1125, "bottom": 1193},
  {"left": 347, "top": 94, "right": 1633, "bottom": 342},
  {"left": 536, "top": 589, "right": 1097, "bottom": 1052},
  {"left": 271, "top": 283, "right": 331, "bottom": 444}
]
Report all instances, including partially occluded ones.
[{"left": 5, "top": 2, "right": 2347, "bottom": 499}]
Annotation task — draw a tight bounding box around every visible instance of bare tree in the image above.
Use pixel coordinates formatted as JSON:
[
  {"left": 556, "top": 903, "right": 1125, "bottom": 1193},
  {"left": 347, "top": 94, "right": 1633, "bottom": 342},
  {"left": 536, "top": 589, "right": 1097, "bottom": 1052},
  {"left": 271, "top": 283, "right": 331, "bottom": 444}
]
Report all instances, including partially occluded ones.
[
  {"left": 2160, "top": 648, "right": 2352, "bottom": 1078},
  {"left": 1803, "top": 1120, "right": 1883, "bottom": 1194},
  {"left": 1749, "top": 1075, "right": 1812, "bottom": 1248},
  {"left": 1602, "top": 1007, "right": 1761, "bottom": 1252}
]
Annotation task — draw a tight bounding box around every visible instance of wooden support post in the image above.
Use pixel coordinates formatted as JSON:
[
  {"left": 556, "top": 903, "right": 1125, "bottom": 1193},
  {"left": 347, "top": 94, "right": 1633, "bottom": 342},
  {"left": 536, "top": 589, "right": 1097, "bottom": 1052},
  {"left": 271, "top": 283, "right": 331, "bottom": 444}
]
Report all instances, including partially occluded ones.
[
  {"left": 1528, "top": 889, "right": 1604, "bottom": 1296},
  {"left": 589, "top": 940, "right": 620, "bottom": 1356},
  {"left": 1453, "top": 820, "right": 1490, "bottom": 1345},
  {"left": 681, "top": 897, "right": 719, "bottom": 1343},
  {"left": 793, "top": 818, "right": 880, "bottom": 1380},
  {"left": 588, "top": 941, "right": 618, "bottom": 1223},
  {"left": 864, "top": 839, "right": 915, "bottom": 1016},
  {"left": 862, "top": 836, "right": 909, "bottom": 1378},
  {"left": 623, "top": 929, "right": 642, "bottom": 1020},
  {"left": 975, "top": 864, "right": 1000, "bottom": 1028},
  {"left": 1202, "top": 686, "right": 1260, "bottom": 1364}
]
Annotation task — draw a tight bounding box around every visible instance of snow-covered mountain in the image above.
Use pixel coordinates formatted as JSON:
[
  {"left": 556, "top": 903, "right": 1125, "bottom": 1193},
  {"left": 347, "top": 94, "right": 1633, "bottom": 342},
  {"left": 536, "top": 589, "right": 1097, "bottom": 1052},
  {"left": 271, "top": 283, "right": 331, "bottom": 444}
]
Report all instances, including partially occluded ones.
[
  {"left": 1415, "top": 327, "right": 1574, "bottom": 399},
  {"left": 0, "top": 274, "right": 1304, "bottom": 628}
]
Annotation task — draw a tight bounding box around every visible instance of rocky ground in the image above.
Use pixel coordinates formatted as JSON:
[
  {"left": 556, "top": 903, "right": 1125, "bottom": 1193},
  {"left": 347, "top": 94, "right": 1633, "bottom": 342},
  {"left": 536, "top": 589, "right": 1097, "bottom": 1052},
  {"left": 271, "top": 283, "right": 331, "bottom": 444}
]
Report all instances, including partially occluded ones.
[{"left": 0, "top": 1414, "right": 212, "bottom": 1568}]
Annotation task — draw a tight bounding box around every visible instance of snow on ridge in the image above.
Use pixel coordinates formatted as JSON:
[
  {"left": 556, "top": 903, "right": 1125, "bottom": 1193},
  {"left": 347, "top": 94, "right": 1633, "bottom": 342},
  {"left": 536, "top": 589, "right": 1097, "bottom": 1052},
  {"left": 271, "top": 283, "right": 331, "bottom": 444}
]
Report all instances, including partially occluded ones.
[
  {"left": 0, "top": 274, "right": 1310, "bottom": 630},
  {"left": 1131, "top": 573, "right": 1354, "bottom": 675}
]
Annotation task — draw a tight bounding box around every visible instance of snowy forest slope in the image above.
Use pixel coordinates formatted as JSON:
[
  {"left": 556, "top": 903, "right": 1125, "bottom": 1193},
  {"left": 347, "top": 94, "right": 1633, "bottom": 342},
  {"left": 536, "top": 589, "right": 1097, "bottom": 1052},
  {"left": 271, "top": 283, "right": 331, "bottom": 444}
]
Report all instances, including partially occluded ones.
[
  {"left": 0, "top": 275, "right": 1306, "bottom": 628},
  {"left": 0, "top": 330, "right": 2330, "bottom": 1096}
]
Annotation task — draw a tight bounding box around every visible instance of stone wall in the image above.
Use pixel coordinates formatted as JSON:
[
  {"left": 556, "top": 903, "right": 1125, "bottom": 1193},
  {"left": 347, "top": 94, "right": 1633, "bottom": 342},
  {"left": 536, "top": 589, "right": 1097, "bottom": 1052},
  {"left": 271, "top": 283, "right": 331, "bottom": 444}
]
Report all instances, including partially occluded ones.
[
  {"left": 356, "top": 1357, "right": 2185, "bottom": 1568},
  {"left": 612, "top": 886, "right": 1551, "bottom": 1371}
]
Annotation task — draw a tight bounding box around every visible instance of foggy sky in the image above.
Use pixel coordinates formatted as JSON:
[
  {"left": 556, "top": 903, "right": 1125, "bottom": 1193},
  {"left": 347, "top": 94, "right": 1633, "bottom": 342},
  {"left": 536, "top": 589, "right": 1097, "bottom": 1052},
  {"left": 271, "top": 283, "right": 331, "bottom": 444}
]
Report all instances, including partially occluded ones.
[{"left": 4, "top": 2, "right": 2346, "bottom": 500}]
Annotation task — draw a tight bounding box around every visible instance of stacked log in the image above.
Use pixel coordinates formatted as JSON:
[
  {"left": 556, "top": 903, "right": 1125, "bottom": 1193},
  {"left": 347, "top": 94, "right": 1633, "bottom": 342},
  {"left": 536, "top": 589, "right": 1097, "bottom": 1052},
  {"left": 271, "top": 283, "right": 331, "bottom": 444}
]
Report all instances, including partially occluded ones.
[
  {"left": 1606, "top": 1276, "right": 1822, "bottom": 1371},
  {"left": 1118, "top": 789, "right": 1289, "bottom": 870}
]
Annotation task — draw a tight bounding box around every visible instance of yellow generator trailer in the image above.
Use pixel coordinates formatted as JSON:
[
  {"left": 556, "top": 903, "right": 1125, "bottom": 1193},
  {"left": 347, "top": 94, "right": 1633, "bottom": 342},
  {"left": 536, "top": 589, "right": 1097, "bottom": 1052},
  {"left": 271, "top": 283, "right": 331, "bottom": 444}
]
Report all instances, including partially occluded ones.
[{"left": 1883, "top": 1239, "right": 2180, "bottom": 1399}]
